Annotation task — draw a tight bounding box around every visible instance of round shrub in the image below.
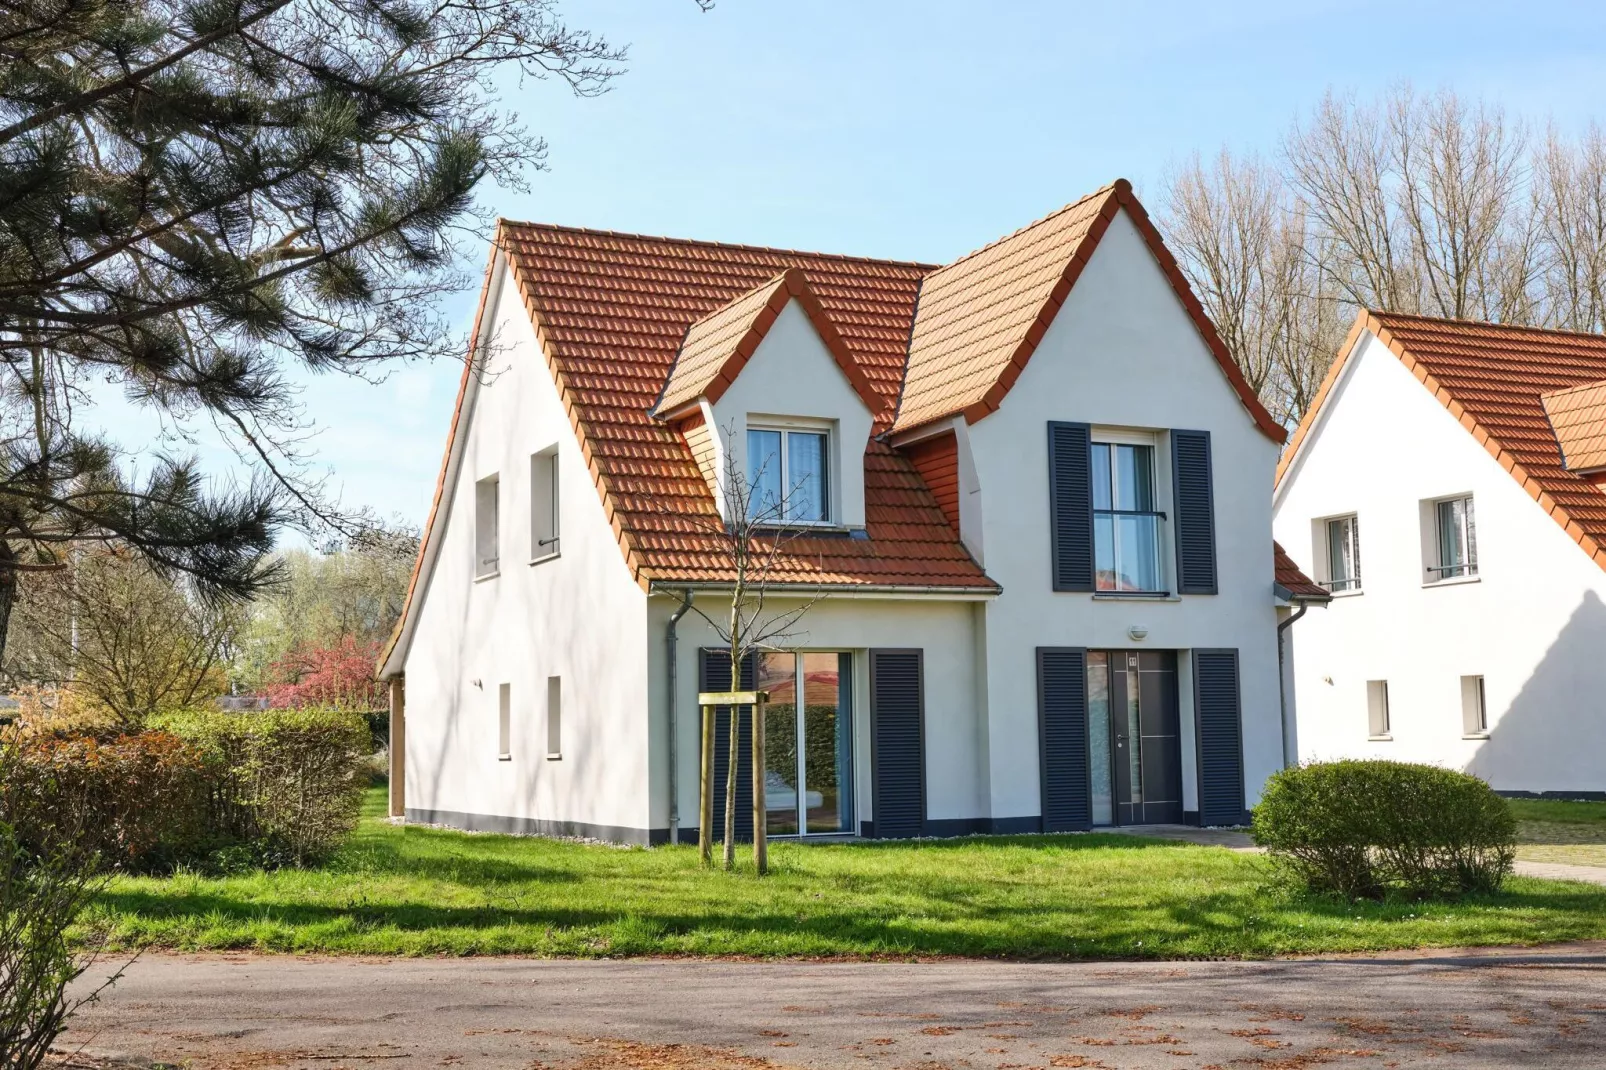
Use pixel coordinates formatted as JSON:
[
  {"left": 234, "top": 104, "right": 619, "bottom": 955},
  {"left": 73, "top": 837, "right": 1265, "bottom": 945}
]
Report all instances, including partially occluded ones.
[{"left": 1252, "top": 760, "right": 1516, "bottom": 900}]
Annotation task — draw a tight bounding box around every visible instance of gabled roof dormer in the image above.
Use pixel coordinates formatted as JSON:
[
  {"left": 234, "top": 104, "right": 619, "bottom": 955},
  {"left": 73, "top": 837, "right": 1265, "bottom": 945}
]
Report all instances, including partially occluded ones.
[
  {"left": 1543, "top": 378, "right": 1606, "bottom": 478},
  {"left": 653, "top": 268, "right": 880, "bottom": 420},
  {"left": 655, "top": 268, "right": 879, "bottom": 528}
]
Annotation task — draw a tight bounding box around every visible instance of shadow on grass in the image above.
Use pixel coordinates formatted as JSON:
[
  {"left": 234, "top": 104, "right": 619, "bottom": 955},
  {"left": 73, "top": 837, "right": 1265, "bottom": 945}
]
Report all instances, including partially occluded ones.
[{"left": 90, "top": 871, "right": 1606, "bottom": 958}]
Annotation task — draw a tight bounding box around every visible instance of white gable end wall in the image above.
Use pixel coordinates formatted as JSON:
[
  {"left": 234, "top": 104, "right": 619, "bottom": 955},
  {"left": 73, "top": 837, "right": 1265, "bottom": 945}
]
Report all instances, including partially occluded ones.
[
  {"left": 1273, "top": 331, "right": 1606, "bottom": 794},
  {"left": 967, "top": 209, "right": 1284, "bottom": 821},
  {"left": 401, "top": 257, "right": 654, "bottom": 838}
]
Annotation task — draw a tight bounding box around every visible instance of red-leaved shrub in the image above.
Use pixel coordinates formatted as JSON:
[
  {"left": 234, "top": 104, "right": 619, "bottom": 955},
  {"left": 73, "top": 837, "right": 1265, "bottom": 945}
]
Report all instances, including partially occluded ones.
[{"left": 264, "top": 636, "right": 385, "bottom": 710}]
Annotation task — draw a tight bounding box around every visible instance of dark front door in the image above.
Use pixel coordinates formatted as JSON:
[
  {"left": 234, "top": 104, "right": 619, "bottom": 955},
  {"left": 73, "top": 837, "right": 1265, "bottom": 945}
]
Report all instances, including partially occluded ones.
[{"left": 1087, "top": 650, "right": 1182, "bottom": 825}]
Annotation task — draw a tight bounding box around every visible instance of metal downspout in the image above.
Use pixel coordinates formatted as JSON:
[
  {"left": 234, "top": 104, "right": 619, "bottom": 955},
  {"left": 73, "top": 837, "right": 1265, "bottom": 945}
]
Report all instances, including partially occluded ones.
[
  {"left": 666, "top": 590, "right": 694, "bottom": 845},
  {"left": 1276, "top": 603, "right": 1310, "bottom": 769}
]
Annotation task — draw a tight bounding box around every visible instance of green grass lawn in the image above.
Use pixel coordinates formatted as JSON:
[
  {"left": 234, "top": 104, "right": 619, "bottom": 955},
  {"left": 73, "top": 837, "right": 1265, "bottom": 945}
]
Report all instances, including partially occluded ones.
[
  {"left": 83, "top": 789, "right": 1606, "bottom": 960},
  {"left": 1510, "top": 797, "right": 1606, "bottom": 866}
]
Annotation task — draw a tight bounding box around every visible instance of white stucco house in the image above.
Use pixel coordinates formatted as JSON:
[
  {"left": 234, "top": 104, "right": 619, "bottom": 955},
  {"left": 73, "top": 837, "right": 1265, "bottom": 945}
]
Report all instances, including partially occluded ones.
[
  {"left": 1273, "top": 311, "right": 1606, "bottom": 798},
  {"left": 378, "top": 179, "right": 1327, "bottom": 844}
]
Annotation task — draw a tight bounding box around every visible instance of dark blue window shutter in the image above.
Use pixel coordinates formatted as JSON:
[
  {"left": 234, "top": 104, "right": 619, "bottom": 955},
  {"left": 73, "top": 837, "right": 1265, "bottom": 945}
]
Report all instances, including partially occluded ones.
[
  {"left": 870, "top": 649, "right": 924, "bottom": 839},
  {"left": 1048, "top": 422, "right": 1094, "bottom": 592},
  {"left": 1171, "top": 429, "right": 1217, "bottom": 594},
  {"left": 700, "top": 648, "right": 754, "bottom": 843},
  {"left": 1037, "top": 648, "right": 1091, "bottom": 832},
  {"left": 1193, "top": 648, "right": 1245, "bottom": 826}
]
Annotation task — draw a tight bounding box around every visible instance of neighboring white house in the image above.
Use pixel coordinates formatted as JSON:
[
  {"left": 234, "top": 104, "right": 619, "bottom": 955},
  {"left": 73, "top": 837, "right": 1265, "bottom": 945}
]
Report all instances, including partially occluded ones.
[
  {"left": 1273, "top": 311, "right": 1606, "bottom": 798},
  {"left": 378, "top": 179, "right": 1326, "bottom": 844}
]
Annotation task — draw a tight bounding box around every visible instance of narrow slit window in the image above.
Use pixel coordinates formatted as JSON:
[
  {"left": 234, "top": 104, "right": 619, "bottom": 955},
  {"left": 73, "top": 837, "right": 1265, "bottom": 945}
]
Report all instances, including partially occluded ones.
[
  {"left": 497, "top": 683, "right": 511, "bottom": 759},
  {"left": 475, "top": 475, "right": 500, "bottom": 578},
  {"left": 1367, "top": 679, "right": 1390, "bottom": 739},
  {"left": 1462, "top": 675, "right": 1488, "bottom": 736},
  {"left": 531, "top": 446, "right": 560, "bottom": 561},
  {"left": 546, "top": 676, "right": 562, "bottom": 759}
]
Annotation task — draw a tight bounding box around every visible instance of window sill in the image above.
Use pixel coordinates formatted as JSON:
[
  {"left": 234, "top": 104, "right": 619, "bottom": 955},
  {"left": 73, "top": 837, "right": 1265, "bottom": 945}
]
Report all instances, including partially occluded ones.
[
  {"left": 497, "top": 754, "right": 512, "bottom": 762},
  {"left": 1423, "top": 573, "right": 1480, "bottom": 589},
  {"left": 529, "top": 551, "right": 561, "bottom": 566},
  {"left": 1326, "top": 588, "right": 1363, "bottom": 599},
  {"left": 474, "top": 570, "right": 501, "bottom": 583},
  {"left": 748, "top": 522, "right": 847, "bottom": 535},
  {"left": 546, "top": 752, "right": 562, "bottom": 762},
  {"left": 1463, "top": 732, "right": 1490, "bottom": 741},
  {"left": 1368, "top": 734, "right": 1392, "bottom": 742},
  {"left": 1092, "top": 591, "right": 1179, "bottom": 602}
]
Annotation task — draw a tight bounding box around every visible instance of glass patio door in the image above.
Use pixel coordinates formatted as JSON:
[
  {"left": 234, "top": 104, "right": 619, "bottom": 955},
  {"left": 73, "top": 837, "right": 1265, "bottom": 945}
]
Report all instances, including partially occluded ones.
[{"left": 756, "top": 652, "right": 854, "bottom": 836}]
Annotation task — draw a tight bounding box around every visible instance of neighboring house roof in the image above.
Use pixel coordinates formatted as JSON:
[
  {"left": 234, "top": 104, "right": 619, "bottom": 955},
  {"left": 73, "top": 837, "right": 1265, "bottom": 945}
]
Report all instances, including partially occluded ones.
[
  {"left": 1273, "top": 541, "right": 1330, "bottom": 603},
  {"left": 1279, "top": 310, "right": 1606, "bottom": 573},
  {"left": 1542, "top": 378, "right": 1606, "bottom": 474},
  {"left": 890, "top": 180, "right": 1287, "bottom": 443},
  {"left": 654, "top": 268, "right": 879, "bottom": 417}
]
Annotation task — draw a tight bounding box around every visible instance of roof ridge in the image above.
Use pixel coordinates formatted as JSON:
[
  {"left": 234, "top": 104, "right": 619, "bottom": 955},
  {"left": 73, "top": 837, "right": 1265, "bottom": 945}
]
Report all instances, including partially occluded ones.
[
  {"left": 1371, "top": 308, "right": 1606, "bottom": 344},
  {"left": 496, "top": 219, "right": 937, "bottom": 271},
  {"left": 920, "top": 182, "right": 1121, "bottom": 280}
]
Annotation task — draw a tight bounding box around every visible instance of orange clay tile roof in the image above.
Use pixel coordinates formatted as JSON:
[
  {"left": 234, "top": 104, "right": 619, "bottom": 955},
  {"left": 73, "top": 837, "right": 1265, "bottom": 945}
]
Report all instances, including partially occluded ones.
[
  {"left": 654, "top": 267, "right": 880, "bottom": 417},
  {"left": 1542, "top": 378, "right": 1606, "bottom": 473},
  {"left": 379, "top": 182, "right": 1303, "bottom": 674},
  {"left": 890, "top": 180, "right": 1286, "bottom": 442},
  {"left": 1273, "top": 540, "right": 1330, "bottom": 601},
  {"left": 1279, "top": 310, "right": 1606, "bottom": 574},
  {"left": 495, "top": 220, "right": 995, "bottom": 590}
]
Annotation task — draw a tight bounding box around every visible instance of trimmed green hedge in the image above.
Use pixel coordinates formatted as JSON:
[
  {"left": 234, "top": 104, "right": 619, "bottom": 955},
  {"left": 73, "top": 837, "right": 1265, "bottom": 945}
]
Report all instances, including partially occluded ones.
[
  {"left": 1, "top": 708, "right": 368, "bottom": 872},
  {"left": 153, "top": 707, "right": 370, "bottom": 867},
  {"left": 1252, "top": 760, "right": 1516, "bottom": 900}
]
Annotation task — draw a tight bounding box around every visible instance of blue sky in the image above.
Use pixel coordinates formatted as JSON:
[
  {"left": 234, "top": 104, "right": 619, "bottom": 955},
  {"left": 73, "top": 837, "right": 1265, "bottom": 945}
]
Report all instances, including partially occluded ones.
[{"left": 98, "top": 0, "right": 1606, "bottom": 538}]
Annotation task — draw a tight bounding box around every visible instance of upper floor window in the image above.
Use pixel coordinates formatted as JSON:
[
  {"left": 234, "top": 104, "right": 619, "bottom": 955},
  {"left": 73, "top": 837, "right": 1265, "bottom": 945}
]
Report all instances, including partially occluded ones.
[
  {"left": 531, "top": 446, "right": 560, "bottom": 562},
  {"left": 1430, "top": 495, "right": 1477, "bottom": 581},
  {"left": 747, "top": 427, "right": 829, "bottom": 523},
  {"left": 1324, "top": 514, "right": 1360, "bottom": 592},
  {"left": 1092, "top": 441, "right": 1162, "bottom": 592},
  {"left": 475, "top": 474, "right": 499, "bottom": 578}
]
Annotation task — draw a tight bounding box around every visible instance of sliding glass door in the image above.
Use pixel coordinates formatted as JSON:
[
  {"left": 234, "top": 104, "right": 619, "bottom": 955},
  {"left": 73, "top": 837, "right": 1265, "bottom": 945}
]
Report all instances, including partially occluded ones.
[{"left": 756, "top": 652, "right": 854, "bottom": 836}]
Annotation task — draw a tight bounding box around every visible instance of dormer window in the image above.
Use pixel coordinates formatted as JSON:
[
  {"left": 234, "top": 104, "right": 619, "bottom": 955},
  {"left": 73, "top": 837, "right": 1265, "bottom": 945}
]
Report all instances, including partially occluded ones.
[{"left": 748, "top": 426, "right": 830, "bottom": 523}]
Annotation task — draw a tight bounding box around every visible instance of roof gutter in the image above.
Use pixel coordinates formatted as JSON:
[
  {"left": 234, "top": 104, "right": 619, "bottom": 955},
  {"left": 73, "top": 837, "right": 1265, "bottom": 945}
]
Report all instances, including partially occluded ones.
[{"left": 647, "top": 580, "right": 1001, "bottom": 600}]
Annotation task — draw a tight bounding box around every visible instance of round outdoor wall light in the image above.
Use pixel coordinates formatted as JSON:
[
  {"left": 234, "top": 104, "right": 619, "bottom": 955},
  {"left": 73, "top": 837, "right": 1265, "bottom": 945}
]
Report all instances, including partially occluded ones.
[{"left": 1128, "top": 624, "right": 1149, "bottom": 641}]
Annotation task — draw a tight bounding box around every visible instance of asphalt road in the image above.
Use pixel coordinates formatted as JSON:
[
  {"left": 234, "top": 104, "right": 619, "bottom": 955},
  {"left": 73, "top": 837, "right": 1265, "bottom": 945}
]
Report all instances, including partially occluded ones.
[{"left": 61, "top": 946, "right": 1606, "bottom": 1069}]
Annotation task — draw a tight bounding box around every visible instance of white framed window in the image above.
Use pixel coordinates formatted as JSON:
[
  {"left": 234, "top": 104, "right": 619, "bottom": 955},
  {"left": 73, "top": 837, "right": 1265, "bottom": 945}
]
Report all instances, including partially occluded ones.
[
  {"left": 1429, "top": 495, "right": 1477, "bottom": 581},
  {"left": 545, "top": 676, "right": 562, "bottom": 760},
  {"left": 531, "top": 446, "right": 560, "bottom": 562},
  {"left": 747, "top": 426, "right": 830, "bottom": 523},
  {"left": 1367, "top": 679, "right": 1391, "bottom": 739},
  {"left": 1461, "top": 675, "right": 1489, "bottom": 737},
  {"left": 1091, "top": 439, "right": 1163, "bottom": 593},
  {"left": 475, "top": 475, "right": 500, "bottom": 578},
  {"left": 497, "top": 683, "right": 511, "bottom": 760},
  {"left": 1323, "top": 514, "right": 1361, "bottom": 593}
]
